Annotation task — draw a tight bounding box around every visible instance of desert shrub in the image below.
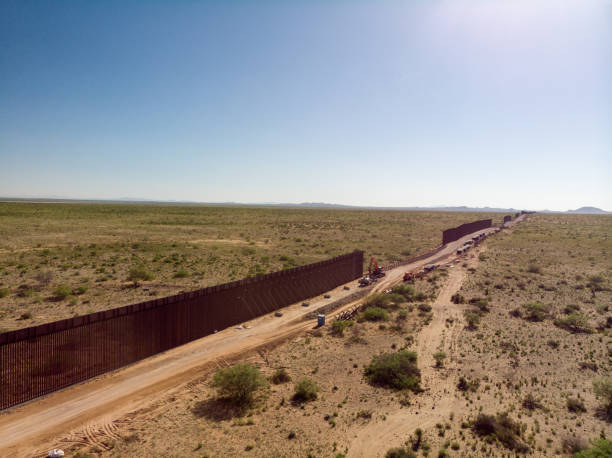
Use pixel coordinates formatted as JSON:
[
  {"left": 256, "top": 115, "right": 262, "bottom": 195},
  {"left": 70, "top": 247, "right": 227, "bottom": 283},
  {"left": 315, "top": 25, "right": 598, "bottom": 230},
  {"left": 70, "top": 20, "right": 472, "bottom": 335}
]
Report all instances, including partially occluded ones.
[
  {"left": 127, "top": 265, "right": 153, "bottom": 285},
  {"left": 547, "top": 339, "right": 559, "bottom": 349},
  {"left": 554, "top": 313, "right": 592, "bottom": 333},
  {"left": 433, "top": 352, "right": 447, "bottom": 368},
  {"left": 387, "top": 293, "right": 406, "bottom": 305},
  {"left": 414, "top": 292, "right": 427, "bottom": 301},
  {"left": 561, "top": 436, "right": 587, "bottom": 454},
  {"left": 385, "top": 447, "right": 416, "bottom": 458},
  {"left": 521, "top": 302, "right": 549, "bottom": 322},
  {"left": 19, "top": 311, "right": 32, "bottom": 320},
  {"left": 587, "top": 274, "right": 606, "bottom": 291},
  {"left": 0, "top": 288, "right": 9, "bottom": 298},
  {"left": 417, "top": 303, "right": 432, "bottom": 313},
  {"left": 473, "top": 299, "right": 490, "bottom": 313},
  {"left": 331, "top": 320, "right": 353, "bottom": 337},
  {"left": 212, "top": 363, "right": 267, "bottom": 406},
  {"left": 270, "top": 368, "right": 291, "bottom": 384},
  {"left": 464, "top": 311, "right": 481, "bottom": 330},
  {"left": 522, "top": 393, "right": 544, "bottom": 411},
  {"left": 567, "top": 397, "right": 587, "bottom": 413},
  {"left": 292, "top": 378, "right": 319, "bottom": 403},
  {"left": 527, "top": 263, "right": 541, "bottom": 274},
  {"left": 392, "top": 284, "right": 415, "bottom": 301},
  {"left": 563, "top": 304, "right": 581, "bottom": 314},
  {"left": 173, "top": 269, "right": 189, "bottom": 278},
  {"left": 574, "top": 439, "right": 612, "bottom": 458},
  {"left": 35, "top": 270, "right": 54, "bottom": 286},
  {"left": 450, "top": 293, "right": 465, "bottom": 304},
  {"left": 360, "top": 307, "right": 389, "bottom": 322},
  {"left": 509, "top": 308, "right": 522, "bottom": 318},
  {"left": 397, "top": 310, "right": 408, "bottom": 321},
  {"left": 356, "top": 409, "right": 372, "bottom": 419},
  {"left": 472, "top": 412, "right": 529, "bottom": 453},
  {"left": 365, "top": 293, "right": 392, "bottom": 309},
  {"left": 73, "top": 285, "right": 88, "bottom": 295},
  {"left": 364, "top": 350, "right": 421, "bottom": 392},
  {"left": 592, "top": 377, "right": 612, "bottom": 419},
  {"left": 53, "top": 284, "right": 72, "bottom": 300},
  {"left": 457, "top": 376, "right": 479, "bottom": 392},
  {"left": 579, "top": 361, "right": 598, "bottom": 372}
]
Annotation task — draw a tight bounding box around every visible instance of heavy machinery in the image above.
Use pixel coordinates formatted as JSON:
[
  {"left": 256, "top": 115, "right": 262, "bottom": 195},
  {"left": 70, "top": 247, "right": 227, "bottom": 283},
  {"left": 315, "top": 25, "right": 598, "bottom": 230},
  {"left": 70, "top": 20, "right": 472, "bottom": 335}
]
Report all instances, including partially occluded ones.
[
  {"left": 359, "top": 257, "right": 385, "bottom": 286},
  {"left": 368, "top": 257, "right": 385, "bottom": 279}
]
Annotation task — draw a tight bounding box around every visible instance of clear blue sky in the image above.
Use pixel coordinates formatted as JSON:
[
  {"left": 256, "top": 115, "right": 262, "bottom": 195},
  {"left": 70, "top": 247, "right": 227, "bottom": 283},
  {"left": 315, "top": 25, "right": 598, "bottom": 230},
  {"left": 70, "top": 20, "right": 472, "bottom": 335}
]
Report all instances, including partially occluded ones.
[{"left": 1, "top": 0, "right": 610, "bottom": 211}]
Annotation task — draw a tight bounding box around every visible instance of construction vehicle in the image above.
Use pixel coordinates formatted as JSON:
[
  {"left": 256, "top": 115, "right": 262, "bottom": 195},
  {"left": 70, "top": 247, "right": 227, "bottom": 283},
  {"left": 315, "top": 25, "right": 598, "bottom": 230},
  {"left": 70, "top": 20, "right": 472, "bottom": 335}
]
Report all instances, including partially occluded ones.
[{"left": 368, "top": 257, "right": 385, "bottom": 279}]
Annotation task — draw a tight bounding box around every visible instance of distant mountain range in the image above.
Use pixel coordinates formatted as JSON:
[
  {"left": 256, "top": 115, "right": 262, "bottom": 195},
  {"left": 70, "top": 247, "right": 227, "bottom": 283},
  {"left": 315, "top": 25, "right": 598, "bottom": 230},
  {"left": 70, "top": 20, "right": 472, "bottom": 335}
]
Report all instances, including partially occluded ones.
[
  {"left": 565, "top": 206, "right": 610, "bottom": 214},
  {"left": 0, "top": 197, "right": 609, "bottom": 214}
]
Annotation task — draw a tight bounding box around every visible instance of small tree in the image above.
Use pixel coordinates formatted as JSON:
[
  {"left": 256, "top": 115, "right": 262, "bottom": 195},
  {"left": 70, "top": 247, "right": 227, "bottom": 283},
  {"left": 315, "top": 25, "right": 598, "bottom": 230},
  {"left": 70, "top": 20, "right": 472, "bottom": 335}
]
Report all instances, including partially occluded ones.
[
  {"left": 212, "top": 363, "right": 267, "bottom": 406},
  {"left": 433, "top": 351, "right": 447, "bottom": 368},
  {"left": 53, "top": 284, "right": 72, "bottom": 301},
  {"left": 292, "top": 378, "right": 319, "bottom": 403},
  {"left": 364, "top": 350, "right": 421, "bottom": 392},
  {"left": 593, "top": 377, "right": 612, "bottom": 419},
  {"left": 127, "top": 265, "right": 153, "bottom": 286}
]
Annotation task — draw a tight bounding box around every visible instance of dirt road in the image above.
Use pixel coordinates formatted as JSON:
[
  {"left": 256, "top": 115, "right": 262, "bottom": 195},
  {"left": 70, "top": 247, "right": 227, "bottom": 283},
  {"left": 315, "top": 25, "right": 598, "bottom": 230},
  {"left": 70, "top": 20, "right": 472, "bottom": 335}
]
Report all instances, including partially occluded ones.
[
  {"left": 348, "top": 240, "right": 493, "bottom": 457},
  {"left": 0, "top": 227, "right": 500, "bottom": 457}
]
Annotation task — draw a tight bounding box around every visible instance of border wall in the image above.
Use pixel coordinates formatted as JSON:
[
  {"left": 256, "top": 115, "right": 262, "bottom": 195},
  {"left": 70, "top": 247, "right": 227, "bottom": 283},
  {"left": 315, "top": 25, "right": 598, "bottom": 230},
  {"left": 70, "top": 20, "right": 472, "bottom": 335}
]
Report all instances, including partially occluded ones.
[
  {"left": 442, "top": 219, "right": 492, "bottom": 244},
  {"left": 0, "top": 251, "right": 363, "bottom": 410}
]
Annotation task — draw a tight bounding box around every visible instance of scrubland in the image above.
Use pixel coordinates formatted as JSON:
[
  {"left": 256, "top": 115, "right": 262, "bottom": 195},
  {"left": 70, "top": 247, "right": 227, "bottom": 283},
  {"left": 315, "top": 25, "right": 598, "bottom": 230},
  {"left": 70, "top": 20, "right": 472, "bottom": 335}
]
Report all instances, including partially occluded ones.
[
  {"left": 61, "top": 213, "right": 611, "bottom": 458},
  {"left": 0, "top": 202, "right": 500, "bottom": 331}
]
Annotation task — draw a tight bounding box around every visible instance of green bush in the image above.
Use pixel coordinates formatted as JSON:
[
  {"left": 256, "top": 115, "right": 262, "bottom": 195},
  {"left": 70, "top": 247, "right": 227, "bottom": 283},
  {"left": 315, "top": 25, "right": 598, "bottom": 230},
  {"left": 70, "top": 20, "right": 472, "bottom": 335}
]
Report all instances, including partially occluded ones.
[
  {"left": 593, "top": 377, "right": 612, "bottom": 419},
  {"left": 392, "top": 284, "right": 415, "bottom": 301},
  {"left": 53, "top": 284, "right": 72, "bottom": 300},
  {"left": 433, "top": 352, "right": 447, "bottom": 368},
  {"left": 331, "top": 320, "right": 353, "bottom": 336},
  {"left": 173, "top": 269, "right": 189, "bottom": 278},
  {"left": 450, "top": 293, "right": 465, "bottom": 304},
  {"left": 387, "top": 293, "right": 406, "bottom": 305},
  {"left": 0, "top": 288, "right": 9, "bottom": 298},
  {"left": 364, "top": 350, "right": 421, "bottom": 392},
  {"left": 521, "top": 302, "right": 549, "bottom": 322},
  {"left": 73, "top": 285, "right": 88, "bottom": 295},
  {"left": 574, "top": 439, "right": 612, "bottom": 458},
  {"left": 417, "top": 303, "right": 432, "bottom": 313},
  {"left": 212, "top": 363, "right": 267, "bottom": 406},
  {"left": 527, "top": 263, "right": 541, "bottom": 274},
  {"left": 364, "top": 294, "right": 392, "bottom": 309},
  {"left": 566, "top": 397, "right": 587, "bottom": 413},
  {"left": 270, "top": 368, "right": 291, "bottom": 384},
  {"left": 554, "top": 313, "right": 592, "bottom": 333},
  {"left": 292, "top": 378, "right": 319, "bottom": 403},
  {"left": 360, "top": 307, "right": 389, "bottom": 322},
  {"left": 457, "top": 376, "right": 479, "bottom": 392},
  {"left": 472, "top": 412, "right": 529, "bottom": 453},
  {"left": 385, "top": 447, "right": 416, "bottom": 458},
  {"left": 127, "top": 265, "right": 153, "bottom": 285},
  {"left": 464, "top": 311, "right": 481, "bottom": 330}
]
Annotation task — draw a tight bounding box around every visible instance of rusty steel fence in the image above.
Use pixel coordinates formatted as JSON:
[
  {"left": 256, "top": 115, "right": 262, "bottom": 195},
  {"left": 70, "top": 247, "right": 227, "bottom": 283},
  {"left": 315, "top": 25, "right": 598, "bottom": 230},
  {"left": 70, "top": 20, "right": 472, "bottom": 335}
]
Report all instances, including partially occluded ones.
[
  {"left": 442, "top": 219, "right": 492, "bottom": 245},
  {"left": 381, "top": 245, "right": 446, "bottom": 272},
  {"left": 0, "top": 250, "right": 363, "bottom": 410}
]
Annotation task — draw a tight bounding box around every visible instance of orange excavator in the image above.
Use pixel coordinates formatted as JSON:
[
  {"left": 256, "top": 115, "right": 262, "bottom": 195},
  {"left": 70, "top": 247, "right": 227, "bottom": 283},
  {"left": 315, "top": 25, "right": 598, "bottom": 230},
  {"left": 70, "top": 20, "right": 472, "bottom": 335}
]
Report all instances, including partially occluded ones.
[
  {"left": 368, "top": 257, "right": 385, "bottom": 279},
  {"left": 358, "top": 256, "right": 385, "bottom": 286}
]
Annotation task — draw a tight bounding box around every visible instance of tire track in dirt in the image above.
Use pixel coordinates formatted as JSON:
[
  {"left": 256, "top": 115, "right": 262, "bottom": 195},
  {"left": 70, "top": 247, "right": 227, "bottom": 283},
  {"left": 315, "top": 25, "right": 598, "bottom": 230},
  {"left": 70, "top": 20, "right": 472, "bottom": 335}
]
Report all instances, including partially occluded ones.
[{"left": 349, "top": 248, "right": 486, "bottom": 457}]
